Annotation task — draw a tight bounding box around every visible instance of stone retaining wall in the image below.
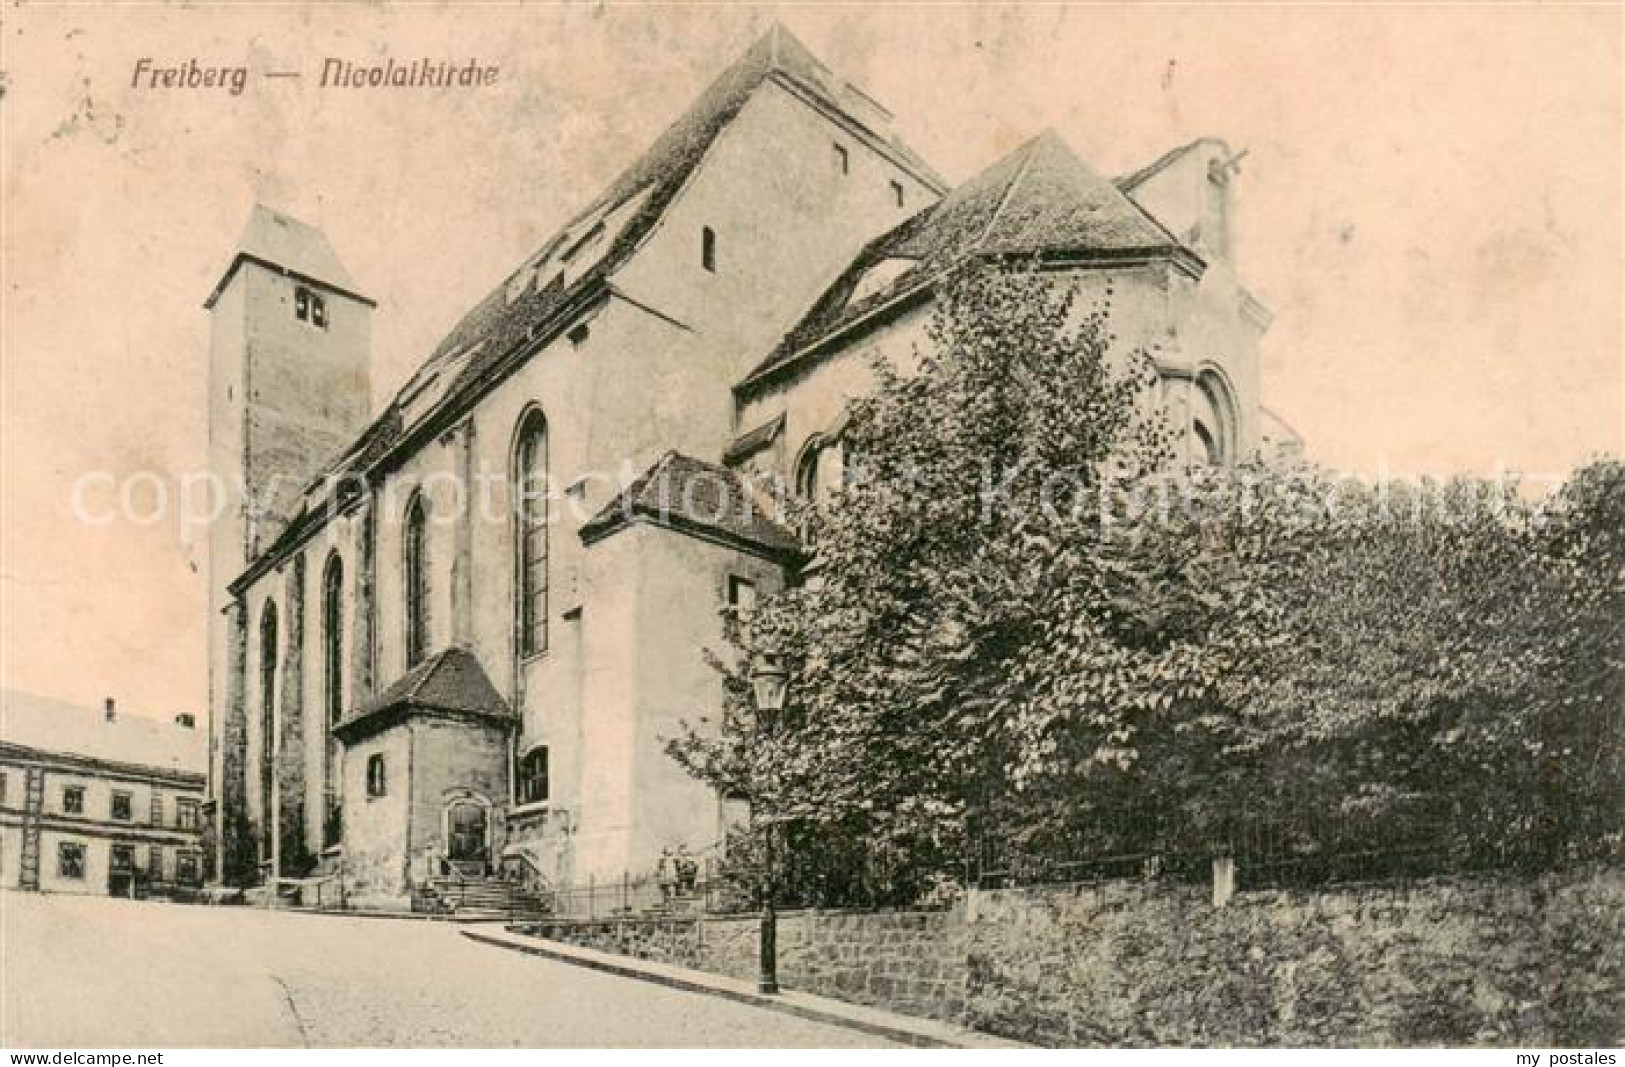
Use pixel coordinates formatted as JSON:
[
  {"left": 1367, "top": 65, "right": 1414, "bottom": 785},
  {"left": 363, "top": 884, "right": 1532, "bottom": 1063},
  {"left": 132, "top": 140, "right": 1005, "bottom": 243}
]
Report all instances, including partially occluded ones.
[{"left": 524, "top": 865, "right": 1623, "bottom": 1047}]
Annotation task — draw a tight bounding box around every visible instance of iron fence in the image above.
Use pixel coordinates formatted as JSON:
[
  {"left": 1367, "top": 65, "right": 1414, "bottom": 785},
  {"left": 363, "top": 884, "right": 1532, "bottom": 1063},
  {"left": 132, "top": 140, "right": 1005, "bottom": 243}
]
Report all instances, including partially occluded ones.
[
  {"left": 964, "top": 788, "right": 1622, "bottom": 895},
  {"left": 518, "top": 791, "right": 1620, "bottom": 924}
]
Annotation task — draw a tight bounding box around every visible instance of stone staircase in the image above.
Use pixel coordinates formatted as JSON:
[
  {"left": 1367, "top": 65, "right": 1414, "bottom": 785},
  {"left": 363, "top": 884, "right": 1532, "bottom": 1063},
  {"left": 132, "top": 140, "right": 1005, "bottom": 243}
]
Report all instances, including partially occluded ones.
[{"left": 417, "top": 875, "right": 552, "bottom": 922}]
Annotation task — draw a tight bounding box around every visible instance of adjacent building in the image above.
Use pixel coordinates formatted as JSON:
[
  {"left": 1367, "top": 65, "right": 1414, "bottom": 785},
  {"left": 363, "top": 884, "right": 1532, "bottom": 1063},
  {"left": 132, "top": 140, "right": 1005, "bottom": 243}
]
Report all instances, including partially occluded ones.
[
  {"left": 0, "top": 691, "right": 207, "bottom": 896},
  {"left": 205, "top": 25, "right": 1274, "bottom": 909}
]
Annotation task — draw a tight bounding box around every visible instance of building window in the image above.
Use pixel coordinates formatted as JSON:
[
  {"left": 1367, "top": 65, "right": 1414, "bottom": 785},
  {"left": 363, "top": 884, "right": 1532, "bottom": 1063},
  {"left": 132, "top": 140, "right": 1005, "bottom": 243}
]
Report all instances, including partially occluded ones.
[
  {"left": 148, "top": 845, "right": 165, "bottom": 881},
  {"left": 796, "top": 444, "right": 821, "bottom": 501},
  {"left": 177, "top": 798, "right": 200, "bottom": 831},
  {"left": 0, "top": 771, "right": 7, "bottom": 804},
  {"left": 294, "top": 286, "right": 327, "bottom": 328},
  {"left": 111, "top": 791, "right": 132, "bottom": 822},
  {"left": 62, "top": 785, "right": 84, "bottom": 814},
  {"left": 58, "top": 841, "right": 86, "bottom": 879},
  {"left": 110, "top": 843, "right": 135, "bottom": 874},
  {"left": 834, "top": 143, "right": 849, "bottom": 175},
  {"left": 517, "top": 747, "right": 549, "bottom": 806},
  {"left": 795, "top": 438, "right": 842, "bottom": 504},
  {"left": 1191, "top": 369, "right": 1238, "bottom": 468},
  {"left": 323, "top": 554, "right": 345, "bottom": 726},
  {"left": 701, "top": 226, "right": 717, "bottom": 273},
  {"left": 404, "top": 491, "right": 430, "bottom": 667},
  {"left": 150, "top": 793, "right": 165, "bottom": 827},
  {"left": 513, "top": 410, "right": 549, "bottom": 659},
  {"left": 724, "top": 575, "right": 757, "bottom": 640},
  {"left": 1193, "top": 421, "right": 1221, "bottom": 467},
  {"left": 366, "top": 754, "right": 387, "bottom": 798},
  {"left": 727, "top": 575, "right": 757, "bottom": 615},
  {"left": 259, "top": 599, "right": 279, "bottom": 855},
  {"left": 890, "top": 179, "right": 905, "bottom": 208},
  {"left": 177, "top": 851, "right": 201, "bottom": 885}
]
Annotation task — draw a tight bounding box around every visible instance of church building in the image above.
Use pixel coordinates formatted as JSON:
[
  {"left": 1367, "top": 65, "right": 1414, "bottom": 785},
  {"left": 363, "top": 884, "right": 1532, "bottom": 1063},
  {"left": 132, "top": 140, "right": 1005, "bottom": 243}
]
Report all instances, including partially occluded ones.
[{"left": 204, "top": 26, "right": 1272, "bottom": 910}]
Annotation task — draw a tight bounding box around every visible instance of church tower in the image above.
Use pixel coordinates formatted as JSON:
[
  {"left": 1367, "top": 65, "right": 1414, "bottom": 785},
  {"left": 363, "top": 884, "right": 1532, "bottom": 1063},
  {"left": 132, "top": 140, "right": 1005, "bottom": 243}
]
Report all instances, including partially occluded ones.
[{"left": 203, "top": 204, "right": 372, "bottom": 882}]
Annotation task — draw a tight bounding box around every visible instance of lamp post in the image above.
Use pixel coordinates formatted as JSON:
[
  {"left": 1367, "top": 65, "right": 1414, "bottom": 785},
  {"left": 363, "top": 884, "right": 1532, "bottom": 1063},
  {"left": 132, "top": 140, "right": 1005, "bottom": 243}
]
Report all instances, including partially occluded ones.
[{"left": 749, "top": 653, "right": 789, "bottom": 996}]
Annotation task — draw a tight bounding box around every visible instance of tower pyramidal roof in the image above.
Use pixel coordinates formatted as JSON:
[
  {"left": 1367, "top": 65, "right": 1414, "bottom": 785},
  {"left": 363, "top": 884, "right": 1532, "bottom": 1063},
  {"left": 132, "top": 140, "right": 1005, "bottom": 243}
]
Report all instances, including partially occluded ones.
[{"left": 204, "top": 202, "right": 372, "bottom": 309}]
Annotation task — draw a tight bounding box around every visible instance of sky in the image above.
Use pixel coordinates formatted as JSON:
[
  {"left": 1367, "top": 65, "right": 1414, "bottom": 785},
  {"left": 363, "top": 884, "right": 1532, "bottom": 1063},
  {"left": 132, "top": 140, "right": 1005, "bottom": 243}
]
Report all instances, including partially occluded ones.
[{"left": 2, "top": 3, "right": 1621, "bottom": 721}]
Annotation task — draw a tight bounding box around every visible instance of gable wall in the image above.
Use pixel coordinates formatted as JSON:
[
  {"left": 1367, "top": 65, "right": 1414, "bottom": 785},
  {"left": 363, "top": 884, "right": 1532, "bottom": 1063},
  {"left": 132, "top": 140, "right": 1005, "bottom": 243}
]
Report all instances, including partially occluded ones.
[{"left": 617, "top": 77, "right": 938, "bottom": 456}]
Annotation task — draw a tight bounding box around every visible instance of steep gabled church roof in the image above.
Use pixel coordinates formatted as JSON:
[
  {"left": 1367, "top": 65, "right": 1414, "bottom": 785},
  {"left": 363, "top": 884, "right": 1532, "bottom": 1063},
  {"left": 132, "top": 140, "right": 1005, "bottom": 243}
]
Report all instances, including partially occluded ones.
[
  {"left": 350, "top": 24, "right": 939, "bottom": 471},
  {"left": 581, "top": 451, "right": 802, "bottom": 559},
  {"left": 737, "top": 130, "right": 1200, "bottom": 392},
  {"left": 336, "top": 647, "right": 513, "bottom": 742},
  {"left": 407, "top": 25, "right": 936, "bottom": 399}
]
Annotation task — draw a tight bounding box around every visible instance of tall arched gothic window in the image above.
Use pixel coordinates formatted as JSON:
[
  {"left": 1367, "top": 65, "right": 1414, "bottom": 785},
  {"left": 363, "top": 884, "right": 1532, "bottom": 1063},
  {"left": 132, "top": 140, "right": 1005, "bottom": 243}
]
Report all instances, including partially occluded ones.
[
  {"left": 1191, "top": 369, "right": 1239, "bottom": 468},
  {"left": 321, "top": 554, "right": 344, "bottom": 847},
  {"left": 322, "top": 554, "right": 344, "bottom": 726},
  {"left": 514, "top": 410, "right": 549, "bottom": 658},
  {"left": 258, "top": 600, "right": 278, "bottom": 857},
  {"left": 404, "top": 492, "right": 430, "bottom": 668}
]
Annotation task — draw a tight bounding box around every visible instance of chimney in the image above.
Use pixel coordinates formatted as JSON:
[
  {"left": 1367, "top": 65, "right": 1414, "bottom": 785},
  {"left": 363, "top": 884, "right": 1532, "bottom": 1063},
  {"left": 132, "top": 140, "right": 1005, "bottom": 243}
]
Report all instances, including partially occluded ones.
[
  {"left": 104, "top": 697, "right": 116, "bottom": 722},
  {"left": 174, "top": 712, "right": 196, "bottom": 729}
]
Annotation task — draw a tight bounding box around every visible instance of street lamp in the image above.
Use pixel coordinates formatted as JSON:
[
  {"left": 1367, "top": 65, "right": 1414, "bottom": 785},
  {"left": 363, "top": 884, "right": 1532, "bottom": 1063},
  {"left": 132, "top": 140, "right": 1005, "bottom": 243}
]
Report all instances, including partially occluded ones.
[
  {"left": 749, "top": 653, "right": 788, "bottom": 996},
  {"left": 749, "top": 655, "right": 788, "bottom": 720}
]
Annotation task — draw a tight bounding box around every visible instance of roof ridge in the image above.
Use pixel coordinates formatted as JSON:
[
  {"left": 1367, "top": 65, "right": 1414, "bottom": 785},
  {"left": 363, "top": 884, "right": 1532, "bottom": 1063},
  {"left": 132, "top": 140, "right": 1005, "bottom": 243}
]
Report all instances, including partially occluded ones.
[
  {"left": 970, "top": 133, "right": 1047, "bottom": 253},
  {"left": 403, "top": 647, "right": 450, "bottom": 701}
]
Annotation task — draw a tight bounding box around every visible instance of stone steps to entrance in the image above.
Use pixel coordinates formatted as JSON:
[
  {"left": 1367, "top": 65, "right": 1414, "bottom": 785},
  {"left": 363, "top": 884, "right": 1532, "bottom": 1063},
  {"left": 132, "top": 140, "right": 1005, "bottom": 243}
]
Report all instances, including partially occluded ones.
[{"left": 421, "top": 877, "right": 551, "bottom": 921}]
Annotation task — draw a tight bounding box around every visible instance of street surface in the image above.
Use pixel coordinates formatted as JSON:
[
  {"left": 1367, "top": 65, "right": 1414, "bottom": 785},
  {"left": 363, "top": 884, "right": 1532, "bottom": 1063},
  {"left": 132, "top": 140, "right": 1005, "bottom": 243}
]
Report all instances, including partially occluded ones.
[{"left": 0, "top": 891, "right": 900, "bottom": 1047}]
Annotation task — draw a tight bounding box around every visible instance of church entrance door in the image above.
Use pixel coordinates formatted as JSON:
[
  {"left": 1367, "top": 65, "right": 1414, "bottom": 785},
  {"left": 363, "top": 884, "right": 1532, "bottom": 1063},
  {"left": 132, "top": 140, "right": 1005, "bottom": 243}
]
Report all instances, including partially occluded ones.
[{"left": 447, "top": 801, "right": 488, "bottom": 876}]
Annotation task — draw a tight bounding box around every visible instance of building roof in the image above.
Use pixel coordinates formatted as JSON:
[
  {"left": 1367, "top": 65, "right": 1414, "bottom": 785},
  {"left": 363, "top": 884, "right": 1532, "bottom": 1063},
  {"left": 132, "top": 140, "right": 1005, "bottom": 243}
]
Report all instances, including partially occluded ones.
[
  {"left": 1113, "top": 137, "right": 1231, "bottom": 193},
  {"left": 738, "top": 131, "right": 1199, "bottom": 391},
  {"left": 232, "top": 25, "right": 938, "bottom": 591},
  {"left": 722, "top": 412, "right": 786, "bottom": 465},
  {"left": 0, "top": 689, "right": 206, "bottom": 779},
  {"left": 580, "top": 450, "right": 802, "bottom": 558},
  {"left": 336, "top": 648, "right": 513, "bottom": 741},
  {"left": 204, "top": 203, "right": 372, "bottom": 309}
]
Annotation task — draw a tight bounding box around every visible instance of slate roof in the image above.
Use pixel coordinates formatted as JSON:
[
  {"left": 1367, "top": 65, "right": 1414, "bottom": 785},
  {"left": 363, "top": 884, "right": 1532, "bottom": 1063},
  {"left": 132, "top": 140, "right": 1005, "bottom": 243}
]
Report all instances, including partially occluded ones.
[
  {"left": 737, "top": 130, "right": 1199, "bottom": 392},
  {"left": 580, "top": 450, "right": 802, "bottom": 558},
  {"left": 336, "top": 648, "right": 513, "bottom": 741},
  {"left": 0, "top": 689, "right": 206, "bottom": 779},
  {"left": 205, "top": 203, "right": 371, "bottom": 309},
  {"left": 233, "top": 25, "right": 939, "bottom": 589}
]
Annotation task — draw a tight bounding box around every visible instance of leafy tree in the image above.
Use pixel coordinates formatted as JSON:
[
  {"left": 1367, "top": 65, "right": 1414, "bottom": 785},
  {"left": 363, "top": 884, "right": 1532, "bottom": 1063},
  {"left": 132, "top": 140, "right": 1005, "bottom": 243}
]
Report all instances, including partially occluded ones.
[
  {"left": 668, "top": 260, "right": 1261, "bottom": 882},
  {"left": 668, "top": 257, "right": 1625, "bottom": 894},
  {"left": 1221, "top": 464, "right": 1625, "bottom": 873}
]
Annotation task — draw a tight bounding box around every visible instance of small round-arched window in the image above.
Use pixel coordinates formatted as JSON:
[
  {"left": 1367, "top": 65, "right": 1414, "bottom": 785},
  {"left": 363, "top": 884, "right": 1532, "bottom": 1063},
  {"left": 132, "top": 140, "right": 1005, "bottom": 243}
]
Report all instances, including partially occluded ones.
[{"left": 366, "top": 753, "right": 387, "bottom": 798}]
